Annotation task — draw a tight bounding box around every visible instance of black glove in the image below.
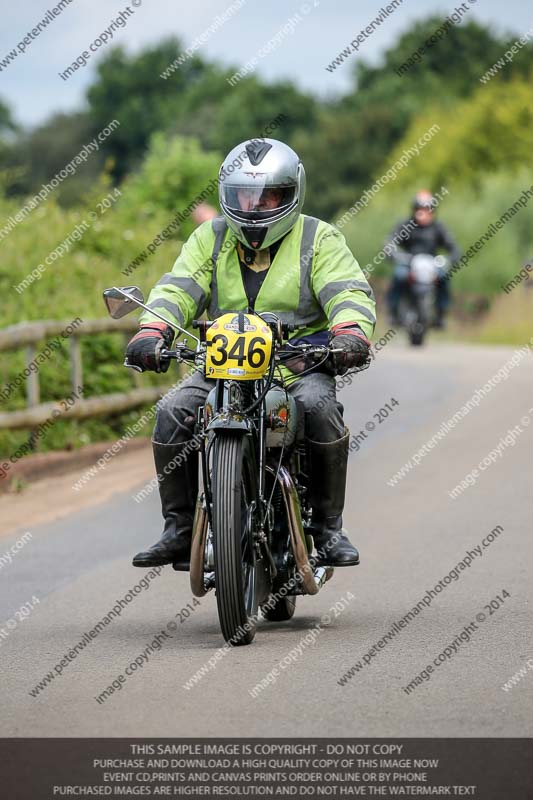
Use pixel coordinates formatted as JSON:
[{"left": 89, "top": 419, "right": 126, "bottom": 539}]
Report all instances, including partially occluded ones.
[
  {"left": 328, "top": 323, "right": 371, "bottom": 375},
  {"left": 125, "top": 323, "right": 174, "bottom": 373}
]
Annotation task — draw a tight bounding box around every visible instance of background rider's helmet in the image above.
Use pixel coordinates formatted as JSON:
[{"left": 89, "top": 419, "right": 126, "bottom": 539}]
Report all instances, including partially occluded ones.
[
  {"left": 219, "top": 138, "right": 306, "bottom": 250},
  {"left": 412, "top": 189, "right": 435, "bottom": 213},
  {"left": 412, "top": 189, "right": 435, "bottom": 227}
]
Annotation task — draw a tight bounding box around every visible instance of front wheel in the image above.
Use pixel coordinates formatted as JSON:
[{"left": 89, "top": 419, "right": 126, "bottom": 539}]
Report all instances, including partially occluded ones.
[
  {"left": 409, "top": 323, "right": 425, "bottom": 347},
  {"left": 212, "top": 433, "right": 259, "bottom": 646},
  {"left": 408, "top": 297, "right": 428, "bottom": 347}
]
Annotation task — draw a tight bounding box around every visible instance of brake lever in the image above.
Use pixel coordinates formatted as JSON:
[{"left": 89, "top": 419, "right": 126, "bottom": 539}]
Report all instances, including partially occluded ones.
[
  {"left": 161, "top": 347, "right": 200, "bottom": 362},
  {"left": 123, "top": 358, "right": 143, "bottom": 373},
  {"left": 123, "top": 349, "right": 183, "bottom": 372}
]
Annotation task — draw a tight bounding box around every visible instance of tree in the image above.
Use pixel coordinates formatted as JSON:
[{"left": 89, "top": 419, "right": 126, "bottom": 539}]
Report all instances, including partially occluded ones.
[
  {"left": 118, "top": 133, "right": 222, "bottom": 241},
  {"left": 293, "top": 16, "right": 532, "bottom": 219},
  {"left": 388, "top": 73, "right": 533, "bottom": 190},
  {"left": 87, "top": 40, "right": 209, "bottom": 180},
  {"left": 2, "top": 111, "right": 99, "bottom": 203},
  {"left": 355, "top": 17, "right": 508, "bottom": 97},
  {"left": 0, "top": 98, "right": 17, "bottom": 136}
]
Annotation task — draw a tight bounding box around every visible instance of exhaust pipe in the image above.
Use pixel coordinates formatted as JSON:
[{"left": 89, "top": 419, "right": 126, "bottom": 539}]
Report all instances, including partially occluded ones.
[
  {"left": 191, "top": 469, "right": 330, "bottom": 598},
  {"left": 190, "top": 495, "right": 209, "bottom": 597},
  {"left": 273, "top": 466, "right": 326, "bottom": 595}
]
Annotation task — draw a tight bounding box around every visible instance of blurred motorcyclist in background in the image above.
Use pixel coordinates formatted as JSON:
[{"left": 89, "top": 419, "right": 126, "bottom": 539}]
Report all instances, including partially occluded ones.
[{"left": 385, "top": 190, "right": 461, "bottom": 328}]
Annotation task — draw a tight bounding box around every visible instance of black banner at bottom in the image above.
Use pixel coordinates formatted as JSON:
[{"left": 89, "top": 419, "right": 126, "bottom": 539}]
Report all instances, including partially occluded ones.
[{"left": 1, "top": 739, "right": 532, "bottom": 799}]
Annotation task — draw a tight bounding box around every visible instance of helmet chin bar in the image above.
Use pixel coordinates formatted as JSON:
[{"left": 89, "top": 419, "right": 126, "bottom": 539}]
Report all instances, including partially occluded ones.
[{"left": 242, "top": 225, "right": 268, "bottom": 250}]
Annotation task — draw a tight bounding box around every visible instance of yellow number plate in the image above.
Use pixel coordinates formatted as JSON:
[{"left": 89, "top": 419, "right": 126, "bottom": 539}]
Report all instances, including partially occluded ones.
[{"left": 205, "top": 313, "right": 273, "bottom": 380}]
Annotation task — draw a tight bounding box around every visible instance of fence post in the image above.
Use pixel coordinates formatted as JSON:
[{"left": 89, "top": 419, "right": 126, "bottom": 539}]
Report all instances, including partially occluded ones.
[
  {"left": 70, "top": 337, "right": 83, "bottom": 395},
  {"left": 25, "top": 344, "right": 40, "bottom": 407}
]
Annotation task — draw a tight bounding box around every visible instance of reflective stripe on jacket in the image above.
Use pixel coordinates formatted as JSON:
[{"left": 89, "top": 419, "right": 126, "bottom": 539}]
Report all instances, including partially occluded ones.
[{"left": 140, "top": 214, "right": 376, "bottom": 340}]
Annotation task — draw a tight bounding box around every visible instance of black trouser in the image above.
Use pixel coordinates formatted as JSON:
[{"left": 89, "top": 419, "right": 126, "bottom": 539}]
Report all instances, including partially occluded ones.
[{"left": 154, "top": 370, "right": 345, "bottom": 445}]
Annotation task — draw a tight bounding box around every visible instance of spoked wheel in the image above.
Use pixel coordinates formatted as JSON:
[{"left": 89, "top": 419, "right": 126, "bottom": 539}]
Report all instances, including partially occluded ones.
[{"left": 212, "top": 433, "right": 259, "bottom": 646}]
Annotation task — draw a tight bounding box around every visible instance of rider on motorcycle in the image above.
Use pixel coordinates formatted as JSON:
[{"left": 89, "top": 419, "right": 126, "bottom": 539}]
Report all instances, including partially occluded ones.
[
  {"left": 125, "top": 138, "right": 376, "bottom": 570},
  {"left": 385, "top": 190, "right": 461, "bottom": 328}
]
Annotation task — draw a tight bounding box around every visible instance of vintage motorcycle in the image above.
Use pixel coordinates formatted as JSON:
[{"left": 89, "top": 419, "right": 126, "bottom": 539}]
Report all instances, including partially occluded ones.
[
  {"left": 103, "top": 286, "right": 369, "bottom": 646},
  {"left": 396, "top": 253, "right": 447, "bottom": 346}
]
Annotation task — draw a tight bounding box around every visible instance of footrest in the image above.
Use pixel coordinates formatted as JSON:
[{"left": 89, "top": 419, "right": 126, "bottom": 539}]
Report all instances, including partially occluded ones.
[{"left": 172, "top": 560, "right": 191, "bottom": 572}]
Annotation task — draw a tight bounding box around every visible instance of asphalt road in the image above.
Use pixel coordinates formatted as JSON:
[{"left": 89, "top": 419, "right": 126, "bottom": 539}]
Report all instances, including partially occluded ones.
[{"left": 1, "top": 341, "right": 532, "bottom": 737}]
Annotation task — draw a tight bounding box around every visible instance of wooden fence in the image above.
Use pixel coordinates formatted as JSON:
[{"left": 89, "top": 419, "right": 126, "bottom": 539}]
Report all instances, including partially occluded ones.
[{"left": 0, "top": 318, "right": 167, "bottom": 431}]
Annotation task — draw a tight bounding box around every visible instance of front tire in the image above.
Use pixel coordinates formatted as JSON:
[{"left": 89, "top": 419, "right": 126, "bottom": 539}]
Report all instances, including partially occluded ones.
[
  {"left": 409, "top": 302, "right": 427, "bottom": 346},
  {"left": 409, "top": 325, "right": 425, "bottom": 346},
  {"left": 212, "top": 433, "right": 258, "bottom": 646}
]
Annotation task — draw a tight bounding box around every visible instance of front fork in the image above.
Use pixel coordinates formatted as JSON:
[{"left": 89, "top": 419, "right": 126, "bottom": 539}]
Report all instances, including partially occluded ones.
[{"left": 193, "top": 379, "right": 276, "bottom": 587}]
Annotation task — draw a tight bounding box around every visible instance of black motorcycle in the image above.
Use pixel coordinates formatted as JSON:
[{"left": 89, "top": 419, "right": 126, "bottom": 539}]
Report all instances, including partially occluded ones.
[
  {"left": 104, "top": 286, "right": 369, "bottom": 646},
  {"left": 396, "top": 254, "right": 447, "bottom": 346}
]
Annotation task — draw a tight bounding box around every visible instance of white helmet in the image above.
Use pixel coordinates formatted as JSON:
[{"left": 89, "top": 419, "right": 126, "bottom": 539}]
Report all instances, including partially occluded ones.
[{"left": 219, "top": 138, "right": 306, "bottom": 250}]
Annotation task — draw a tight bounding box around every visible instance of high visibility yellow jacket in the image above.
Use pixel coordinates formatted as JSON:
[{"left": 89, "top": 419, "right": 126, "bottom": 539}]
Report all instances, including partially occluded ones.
[{"left": 140, "top": 215, "right": 376, "bottom": 340}]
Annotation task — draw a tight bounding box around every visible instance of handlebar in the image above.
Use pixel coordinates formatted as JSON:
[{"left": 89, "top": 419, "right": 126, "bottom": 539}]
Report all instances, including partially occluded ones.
[
  {"left": 160, "top": 346, "right": 197, "bottom": 361},
  {"left": 125, "top": 341, "right": 366, "bottom": 374},
  {"left": 191, "top": 316, "right": 299, "bottom": 341},
  {"left": 159, "top": 342, "right": 333, "bottom": 363},
  {"left": 282, "top": 322, "right": 297, "bottom": 334},
  {"left": 277, "top": 343, "right": 341, "bottom": 361},
  {"left": 123, "top": 344, "right": 197, "bottom": 371}
]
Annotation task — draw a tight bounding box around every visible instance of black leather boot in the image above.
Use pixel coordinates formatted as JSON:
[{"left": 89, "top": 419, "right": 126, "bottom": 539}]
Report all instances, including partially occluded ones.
[
  {"left": 306, "top": 429, "right": 360, "bottom": 567},
  {"left": 132, "top": 440, "right": 198, "bottom": 568}
]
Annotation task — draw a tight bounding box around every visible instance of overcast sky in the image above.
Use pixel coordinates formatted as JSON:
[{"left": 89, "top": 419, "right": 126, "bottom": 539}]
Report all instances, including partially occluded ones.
[{"left": 1, "top": 0, "right": 530, "bottom": 128}]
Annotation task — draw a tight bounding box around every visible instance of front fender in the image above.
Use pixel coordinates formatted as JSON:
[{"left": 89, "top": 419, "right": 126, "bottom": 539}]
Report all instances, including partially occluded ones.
[{"left": 206, "top": 411, "right": 252, "bottom": 433}]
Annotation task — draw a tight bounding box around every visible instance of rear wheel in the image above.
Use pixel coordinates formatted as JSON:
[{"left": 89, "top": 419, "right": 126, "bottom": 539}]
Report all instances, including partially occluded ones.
[
  {"left": 212, "top": 433, "right": 258, "bottom": 646},
  {"left": 261, "top": 594, "right": 296, "bottom": 621}
]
